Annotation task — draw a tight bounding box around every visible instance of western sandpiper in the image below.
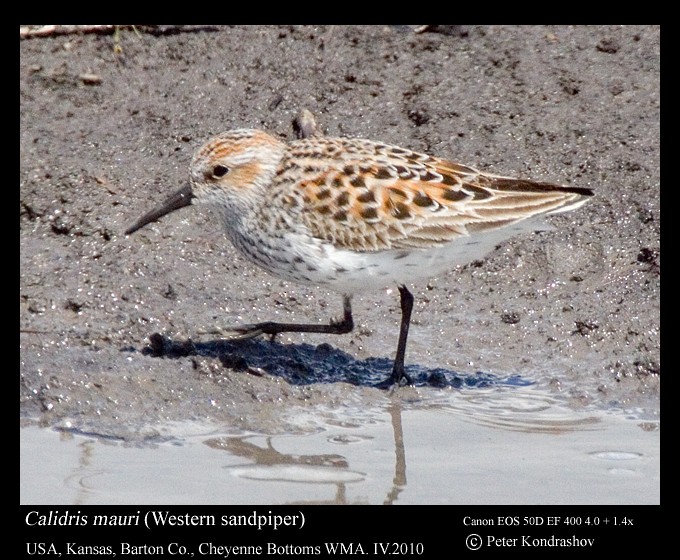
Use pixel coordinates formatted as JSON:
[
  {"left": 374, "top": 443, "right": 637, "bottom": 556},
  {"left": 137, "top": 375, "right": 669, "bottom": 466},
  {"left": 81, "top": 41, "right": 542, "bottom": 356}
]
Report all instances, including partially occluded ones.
[{"left": 126, "top": 128, "right": 593, "bottom": 387}]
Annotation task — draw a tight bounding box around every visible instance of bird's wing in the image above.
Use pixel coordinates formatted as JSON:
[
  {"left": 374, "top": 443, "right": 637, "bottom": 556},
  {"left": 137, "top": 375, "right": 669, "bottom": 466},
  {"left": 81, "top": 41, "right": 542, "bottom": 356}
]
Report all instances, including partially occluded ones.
[{"left": 283, "top": 137, "right": 593, "bottom": 252}]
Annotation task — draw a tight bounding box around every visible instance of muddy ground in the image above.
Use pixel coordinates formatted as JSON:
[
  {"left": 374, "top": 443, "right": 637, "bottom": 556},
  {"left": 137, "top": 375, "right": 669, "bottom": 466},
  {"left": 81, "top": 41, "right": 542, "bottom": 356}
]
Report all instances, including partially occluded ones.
[{"left": 20, "top": 25, "right": 659, "bottom": 441}]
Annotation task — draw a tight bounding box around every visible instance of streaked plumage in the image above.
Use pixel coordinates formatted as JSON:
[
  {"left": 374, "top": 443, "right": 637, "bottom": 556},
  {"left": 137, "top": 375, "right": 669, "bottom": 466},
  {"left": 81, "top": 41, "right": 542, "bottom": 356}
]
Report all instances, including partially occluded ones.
[{"left": 126, "top": 128, "right": 593, "bottom": 386}]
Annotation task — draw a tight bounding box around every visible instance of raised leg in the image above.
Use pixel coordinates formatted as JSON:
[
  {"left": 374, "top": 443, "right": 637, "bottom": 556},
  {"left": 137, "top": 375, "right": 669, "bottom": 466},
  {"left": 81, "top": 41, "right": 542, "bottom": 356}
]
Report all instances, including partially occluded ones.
[
  {"left": 205, "top": 288, "right": 414, "bottom": 389},
  {"left": 202, "top": 294, "right": 354, "bottom": 340}
]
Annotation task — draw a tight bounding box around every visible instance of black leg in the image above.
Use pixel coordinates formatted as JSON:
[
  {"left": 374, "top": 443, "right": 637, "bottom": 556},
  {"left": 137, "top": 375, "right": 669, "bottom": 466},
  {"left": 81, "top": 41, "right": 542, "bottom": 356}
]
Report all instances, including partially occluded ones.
[
  {"left": 208, "top": 294, "right": 354, "bottom": 339},
  {"left": 208, "top": 289, "right": 414, "bottom": 389},
  {"left": 389, "top": 285, "right": 414, "bottom": 387}
]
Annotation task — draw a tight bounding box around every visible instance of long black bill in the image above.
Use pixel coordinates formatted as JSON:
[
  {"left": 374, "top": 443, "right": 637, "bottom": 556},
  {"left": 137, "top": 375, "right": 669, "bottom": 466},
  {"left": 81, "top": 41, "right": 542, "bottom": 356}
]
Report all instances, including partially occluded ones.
[{"left": 125, "top": 184, "right": 194, "bottom": 235}]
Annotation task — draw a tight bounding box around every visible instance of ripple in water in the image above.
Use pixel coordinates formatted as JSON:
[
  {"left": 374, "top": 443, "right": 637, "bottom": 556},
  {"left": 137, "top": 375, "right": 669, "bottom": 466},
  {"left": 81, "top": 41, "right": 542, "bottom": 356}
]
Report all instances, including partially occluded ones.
[{"left": 431, "top": 386, "right": 601, "bottom": 434}]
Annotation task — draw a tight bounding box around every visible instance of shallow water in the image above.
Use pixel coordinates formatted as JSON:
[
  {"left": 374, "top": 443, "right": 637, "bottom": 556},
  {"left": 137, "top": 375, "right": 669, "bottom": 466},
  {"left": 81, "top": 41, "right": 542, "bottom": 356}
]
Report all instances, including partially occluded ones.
[{"left": 20, "top": 385, "right": 658, "bottom": 505}]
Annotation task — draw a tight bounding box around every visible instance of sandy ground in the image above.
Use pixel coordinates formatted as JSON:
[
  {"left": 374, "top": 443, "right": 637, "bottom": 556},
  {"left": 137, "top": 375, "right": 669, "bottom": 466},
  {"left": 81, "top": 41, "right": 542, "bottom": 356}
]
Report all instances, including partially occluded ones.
[{"left": 20, "top": 25, "right": 659, "bottom": 442}]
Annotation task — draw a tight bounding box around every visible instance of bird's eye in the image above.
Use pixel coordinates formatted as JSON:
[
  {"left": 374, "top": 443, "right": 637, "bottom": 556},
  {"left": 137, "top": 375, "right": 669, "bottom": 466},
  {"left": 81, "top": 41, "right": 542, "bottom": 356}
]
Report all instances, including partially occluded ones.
[{"left": 212, "top": 164, "right": 229, "bottom": 178}]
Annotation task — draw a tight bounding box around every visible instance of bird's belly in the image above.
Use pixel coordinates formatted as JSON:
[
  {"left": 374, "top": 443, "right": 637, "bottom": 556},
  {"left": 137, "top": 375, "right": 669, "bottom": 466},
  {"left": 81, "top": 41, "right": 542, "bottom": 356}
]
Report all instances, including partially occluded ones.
[{"left": 231, "top": 219, "right": 544, "bottom": 293}]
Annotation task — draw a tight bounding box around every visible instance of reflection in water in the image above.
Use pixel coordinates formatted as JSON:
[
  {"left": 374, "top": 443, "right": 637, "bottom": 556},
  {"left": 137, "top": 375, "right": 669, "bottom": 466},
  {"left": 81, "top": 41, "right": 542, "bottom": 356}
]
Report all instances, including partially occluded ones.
[
  {"left": 21, "top": 382, "right": 659, "bottom": 504},
  {"left": 199, "top": 387, "right": 605, "bottom": 503},
  {"left": 205, "top": 435, "right": 358, "bottom": 504},
  {"left": 384, "top": 401, "right": 406, "bottom": 505},
  {"left": 60, "top": 434, "right": 102, "bottom": 505},
  {"left": 203, "top": 399, "right": 409, "bottom": 505},
  {"left": 205, "top": 436, "right": 348, "bottom": 469},
  {"left": 24, "top": 383, "right": 655, "bottom": 505}
]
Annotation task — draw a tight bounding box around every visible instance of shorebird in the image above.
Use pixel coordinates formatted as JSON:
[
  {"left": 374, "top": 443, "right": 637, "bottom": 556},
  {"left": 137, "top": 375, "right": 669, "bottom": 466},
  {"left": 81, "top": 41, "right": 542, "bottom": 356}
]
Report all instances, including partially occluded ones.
[{"left": 126, "top": 128, "right": 593, "bottom": 387}]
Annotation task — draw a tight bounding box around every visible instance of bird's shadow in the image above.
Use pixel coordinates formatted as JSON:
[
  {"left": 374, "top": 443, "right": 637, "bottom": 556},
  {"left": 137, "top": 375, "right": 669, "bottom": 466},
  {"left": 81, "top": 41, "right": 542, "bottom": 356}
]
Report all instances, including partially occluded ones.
[{"left": 124, "top": 332, "right": 534, "bottom": 390}]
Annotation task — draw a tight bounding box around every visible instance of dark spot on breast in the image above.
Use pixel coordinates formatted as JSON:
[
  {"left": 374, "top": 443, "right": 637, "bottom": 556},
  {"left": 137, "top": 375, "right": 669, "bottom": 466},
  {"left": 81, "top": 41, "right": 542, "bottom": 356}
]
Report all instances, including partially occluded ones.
[
  {"left": 317, "top": 189, "right": 332, "bottom": 200},
  {"left": 279, "top": 162, "right": 298, "bottom": 174},
  {"left": 317, "top": 205, "right": 332, "bottom": 215},
  {"left": 332, "top": 176, "right": 343, "bottom": 188},
  {"left": 390, "top": 188, "right": 408, "bottom": 199},
  {"left": 283, "top": 195, "right": 298, "bottom": 207},
  {"left": 357, "top": 190, "right": 376, "bottom": 203},
  {"left": 333, "top": 210, "right": 348, "bottom": 222},
  {"left": 343, "top": 165, "right": 356, "bottom": 175}
]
